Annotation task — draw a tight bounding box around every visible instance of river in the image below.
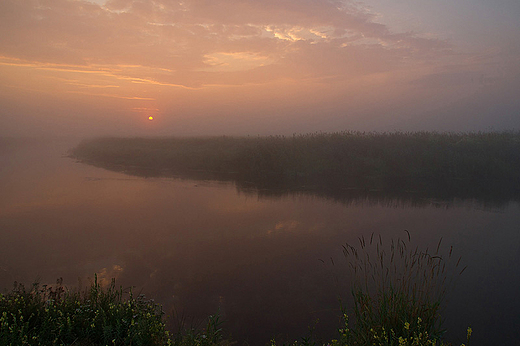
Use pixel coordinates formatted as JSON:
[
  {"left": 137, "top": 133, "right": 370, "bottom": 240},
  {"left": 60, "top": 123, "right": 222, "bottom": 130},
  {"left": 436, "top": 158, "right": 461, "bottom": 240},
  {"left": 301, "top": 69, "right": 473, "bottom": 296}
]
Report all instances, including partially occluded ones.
[{"left": 0, "top": 138, "right": 519, "bottom": 345}]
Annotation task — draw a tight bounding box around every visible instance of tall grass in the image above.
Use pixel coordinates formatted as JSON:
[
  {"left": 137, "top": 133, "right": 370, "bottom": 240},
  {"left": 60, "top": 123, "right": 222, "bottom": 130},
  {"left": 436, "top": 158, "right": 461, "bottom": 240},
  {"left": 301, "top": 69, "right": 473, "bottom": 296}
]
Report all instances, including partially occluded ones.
[
  {"left": 338, "top": 232, "right": 467, "bottom": 346},
  {"left": 71, "top": 131, "right": 520, "bottom": 201},
  {"left": 169, "top": 312, "right": 227, "bottom": 346}
]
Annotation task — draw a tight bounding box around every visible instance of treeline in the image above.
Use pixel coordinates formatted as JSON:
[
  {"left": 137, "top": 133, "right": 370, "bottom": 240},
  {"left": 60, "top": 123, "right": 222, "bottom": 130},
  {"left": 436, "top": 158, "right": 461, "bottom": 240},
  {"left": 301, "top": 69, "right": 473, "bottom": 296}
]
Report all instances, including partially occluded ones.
[{"left": 71, "top": 131, "right": 520, "bottom": 200}]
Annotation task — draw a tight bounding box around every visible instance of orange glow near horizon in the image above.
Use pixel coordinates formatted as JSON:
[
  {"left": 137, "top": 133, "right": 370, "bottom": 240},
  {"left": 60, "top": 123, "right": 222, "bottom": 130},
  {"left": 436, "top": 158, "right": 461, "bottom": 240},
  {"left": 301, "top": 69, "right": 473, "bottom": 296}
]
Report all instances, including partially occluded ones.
[{"left": 0, "top": 0, "right": 518, "bottom": 136}]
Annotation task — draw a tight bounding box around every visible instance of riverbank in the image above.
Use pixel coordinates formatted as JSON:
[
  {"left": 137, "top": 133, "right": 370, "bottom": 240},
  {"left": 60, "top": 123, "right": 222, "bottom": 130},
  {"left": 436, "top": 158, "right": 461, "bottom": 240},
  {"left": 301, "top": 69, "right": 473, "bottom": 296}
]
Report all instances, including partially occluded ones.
[
  {"left": 72, "top": 131, "right": 520, "bottom": 203},
  {"left": 1, "top": 235, "right": 470, "bottom": 346}
]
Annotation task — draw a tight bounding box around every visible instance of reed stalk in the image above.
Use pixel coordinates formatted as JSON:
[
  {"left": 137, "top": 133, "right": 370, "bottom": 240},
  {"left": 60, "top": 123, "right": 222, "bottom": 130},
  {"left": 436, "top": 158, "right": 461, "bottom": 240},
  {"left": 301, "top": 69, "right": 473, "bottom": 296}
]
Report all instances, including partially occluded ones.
[{"left": 340, "top": 232, "right": 466, "bottom": 345}]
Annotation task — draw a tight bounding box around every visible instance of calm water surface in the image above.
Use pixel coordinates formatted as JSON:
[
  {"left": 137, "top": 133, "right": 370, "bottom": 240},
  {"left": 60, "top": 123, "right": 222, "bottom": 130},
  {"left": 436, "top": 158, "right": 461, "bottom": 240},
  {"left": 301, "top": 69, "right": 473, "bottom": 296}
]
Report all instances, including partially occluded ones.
[{"left": 1, "top": 139, "right": 519, "bottom": 345}]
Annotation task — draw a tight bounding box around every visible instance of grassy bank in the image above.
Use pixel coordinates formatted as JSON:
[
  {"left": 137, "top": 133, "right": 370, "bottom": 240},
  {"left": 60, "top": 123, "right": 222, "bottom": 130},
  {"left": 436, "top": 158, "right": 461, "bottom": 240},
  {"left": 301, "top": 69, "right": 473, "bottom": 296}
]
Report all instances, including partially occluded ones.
[
  {"left": 1, "top": 235, "right": 470, "bottom": 346},
  {"left": 0, "top": 277, "right": 171, "bottom": 345},
  {"left": 71, "top": 131, "right": 520, "bottom": 202}
]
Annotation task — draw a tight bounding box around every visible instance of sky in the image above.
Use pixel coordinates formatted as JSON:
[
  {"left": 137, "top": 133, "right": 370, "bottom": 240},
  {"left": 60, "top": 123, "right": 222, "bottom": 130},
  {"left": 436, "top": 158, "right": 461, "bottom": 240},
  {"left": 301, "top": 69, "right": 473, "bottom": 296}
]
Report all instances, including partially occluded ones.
[{"left": 1, "top": 0, "right": 519, "bottom": 137}]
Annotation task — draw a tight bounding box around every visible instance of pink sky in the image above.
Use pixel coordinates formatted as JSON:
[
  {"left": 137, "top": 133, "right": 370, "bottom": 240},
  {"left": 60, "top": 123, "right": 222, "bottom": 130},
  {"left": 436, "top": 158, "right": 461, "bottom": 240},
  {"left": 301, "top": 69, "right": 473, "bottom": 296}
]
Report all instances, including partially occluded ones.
[{"left": 1, "top": 0, "right": 519, "bottom": 137}]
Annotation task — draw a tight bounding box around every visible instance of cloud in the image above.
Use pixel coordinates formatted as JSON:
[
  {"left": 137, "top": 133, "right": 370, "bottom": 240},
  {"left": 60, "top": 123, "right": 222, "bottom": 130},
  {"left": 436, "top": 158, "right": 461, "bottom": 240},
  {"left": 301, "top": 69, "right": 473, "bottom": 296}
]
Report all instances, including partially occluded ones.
[
  {"left": 0, "top": 0, "right": 453, "bottom": 88},
  {"left": 0, "top": 0, "right": 518, "bottom": 136}
]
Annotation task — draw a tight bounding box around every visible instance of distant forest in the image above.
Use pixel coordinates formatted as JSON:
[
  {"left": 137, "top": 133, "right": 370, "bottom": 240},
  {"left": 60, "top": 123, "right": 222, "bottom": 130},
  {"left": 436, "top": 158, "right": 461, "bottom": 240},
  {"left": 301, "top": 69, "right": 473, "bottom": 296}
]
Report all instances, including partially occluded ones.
[{"left": 71, "top": 131, "right": 520, "bottom": 203}]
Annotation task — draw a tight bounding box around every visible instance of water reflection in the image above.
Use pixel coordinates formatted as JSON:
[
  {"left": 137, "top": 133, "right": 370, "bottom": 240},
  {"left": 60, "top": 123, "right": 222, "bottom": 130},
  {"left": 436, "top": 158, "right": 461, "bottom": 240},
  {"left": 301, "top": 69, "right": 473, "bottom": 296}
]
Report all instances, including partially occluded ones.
[
  {"left": 0, "top": 139, "right": 519, "bottom": 345},
  {"left": 75, "top": 147, "right": 520, "bottom": 210},
  {"left": 236, "top": 186, "right": 512, "bottom": 212}
]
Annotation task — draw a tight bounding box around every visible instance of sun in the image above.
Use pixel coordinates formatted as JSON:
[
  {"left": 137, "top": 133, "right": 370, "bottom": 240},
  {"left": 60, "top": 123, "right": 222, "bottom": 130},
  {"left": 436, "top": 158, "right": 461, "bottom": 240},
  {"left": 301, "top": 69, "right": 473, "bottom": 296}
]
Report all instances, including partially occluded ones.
[{"left": 148, "top": 116, "right": 154, "bottom": 121}]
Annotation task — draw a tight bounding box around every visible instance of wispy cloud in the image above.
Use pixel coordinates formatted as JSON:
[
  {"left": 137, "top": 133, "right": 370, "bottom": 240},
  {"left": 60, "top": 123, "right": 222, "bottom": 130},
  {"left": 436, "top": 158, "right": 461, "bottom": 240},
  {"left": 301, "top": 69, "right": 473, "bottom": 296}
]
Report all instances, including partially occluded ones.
[
  {"left": 0, "top": 0, "right": 453, "bottom": 87},
  {"left": 66, "top": 90, "right": 155, "bottom": 100}
]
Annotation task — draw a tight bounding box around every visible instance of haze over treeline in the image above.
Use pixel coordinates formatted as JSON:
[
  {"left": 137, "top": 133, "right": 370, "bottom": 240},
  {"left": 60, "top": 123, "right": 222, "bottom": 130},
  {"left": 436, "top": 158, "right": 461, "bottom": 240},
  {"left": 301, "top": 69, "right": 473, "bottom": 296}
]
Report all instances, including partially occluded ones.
[{"left": 1, "top": 0, "right": 519, "bottom": 137}]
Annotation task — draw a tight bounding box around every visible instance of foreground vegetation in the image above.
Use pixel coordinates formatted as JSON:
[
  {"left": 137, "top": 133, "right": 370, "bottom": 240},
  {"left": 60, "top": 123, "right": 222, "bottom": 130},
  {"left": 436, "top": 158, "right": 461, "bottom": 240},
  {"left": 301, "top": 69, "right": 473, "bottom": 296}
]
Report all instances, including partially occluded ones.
[
  {"left": 0, "top": 277, "right": 171, "bottom": 345},
  {"left": 72, "top": 131, "right": 520, "bottom": 201},
  {"left": 337, "top": 233, "right": 468, "bottom": 346},
  {"left": 1, "top": 234, "right": 470, "bottom": 346}
]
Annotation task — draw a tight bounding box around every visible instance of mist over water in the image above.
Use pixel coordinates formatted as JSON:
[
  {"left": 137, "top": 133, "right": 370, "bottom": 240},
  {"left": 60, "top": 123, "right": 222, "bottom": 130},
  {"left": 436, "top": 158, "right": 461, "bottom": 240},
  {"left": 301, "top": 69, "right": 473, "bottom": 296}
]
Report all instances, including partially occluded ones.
[{"left": 1, "top": 138, "right": 520, "bottom": 345}]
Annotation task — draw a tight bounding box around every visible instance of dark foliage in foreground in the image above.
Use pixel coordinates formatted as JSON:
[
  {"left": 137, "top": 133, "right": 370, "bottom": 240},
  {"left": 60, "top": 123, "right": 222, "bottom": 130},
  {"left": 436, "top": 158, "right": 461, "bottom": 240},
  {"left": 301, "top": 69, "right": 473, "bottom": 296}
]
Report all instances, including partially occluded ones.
[
  {"left": 71, "top": 131, "right": 520, "bottom": 201},
  {"left": 0, "top": 276, "right": 171, "bottom": 345},
  {"left": 1, "top": 235, "right": 471, "bottom": 346}
]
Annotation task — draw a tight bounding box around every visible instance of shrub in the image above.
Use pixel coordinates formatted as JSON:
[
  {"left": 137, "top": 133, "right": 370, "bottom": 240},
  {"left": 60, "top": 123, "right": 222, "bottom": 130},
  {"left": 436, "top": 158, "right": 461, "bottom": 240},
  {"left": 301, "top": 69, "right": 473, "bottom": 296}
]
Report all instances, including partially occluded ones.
[{"left": 0, "top": 276, "right": 171, "bottom": 345}]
